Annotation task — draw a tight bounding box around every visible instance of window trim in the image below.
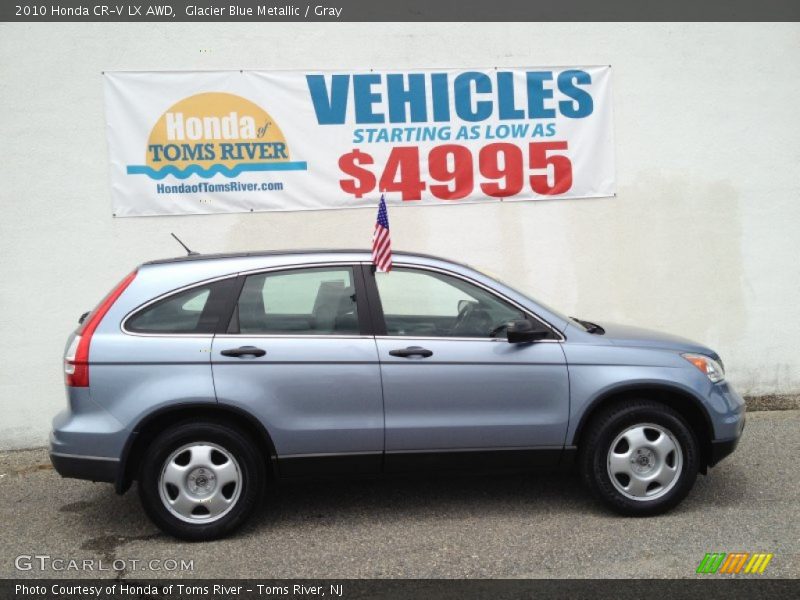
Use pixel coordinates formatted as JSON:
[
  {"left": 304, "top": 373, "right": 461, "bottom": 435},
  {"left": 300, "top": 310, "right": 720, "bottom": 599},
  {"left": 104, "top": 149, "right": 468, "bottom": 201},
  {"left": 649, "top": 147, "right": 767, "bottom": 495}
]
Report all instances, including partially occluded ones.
[
  {"left": 364, "top": 262, "right": 565, "bottom": 343},
  {"left": 121, "top": 260, "right": 565, "bottom": 342}
]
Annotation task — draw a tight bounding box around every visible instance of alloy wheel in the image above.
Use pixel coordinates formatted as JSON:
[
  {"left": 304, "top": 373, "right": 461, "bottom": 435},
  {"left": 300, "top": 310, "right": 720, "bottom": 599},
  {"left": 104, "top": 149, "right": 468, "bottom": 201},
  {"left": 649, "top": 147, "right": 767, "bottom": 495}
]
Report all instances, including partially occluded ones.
[
  {"left": 606, "top": 423, "right": 683, "bottom": 501},
  {"left": 158, "top": 442, "right": 242, "bottom": 523}
]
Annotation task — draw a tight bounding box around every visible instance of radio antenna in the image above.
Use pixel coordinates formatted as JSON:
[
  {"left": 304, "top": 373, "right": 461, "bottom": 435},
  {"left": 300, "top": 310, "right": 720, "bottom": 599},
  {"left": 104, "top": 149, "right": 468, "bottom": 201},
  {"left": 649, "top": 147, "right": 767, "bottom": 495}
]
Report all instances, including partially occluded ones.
[{"left": 170, "top": 233, "right": 199, "bottom": 256}]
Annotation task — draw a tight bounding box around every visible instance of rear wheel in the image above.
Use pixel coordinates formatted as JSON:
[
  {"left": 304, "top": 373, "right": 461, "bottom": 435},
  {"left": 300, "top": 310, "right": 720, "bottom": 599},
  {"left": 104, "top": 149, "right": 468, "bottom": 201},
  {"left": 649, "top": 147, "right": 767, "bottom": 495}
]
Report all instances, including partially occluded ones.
[
  {"left": 138, "top": 421, "right": 265, "bottom": 540},
  {"left": 580, "top": 400, "right": 699, "bottom": 516}
]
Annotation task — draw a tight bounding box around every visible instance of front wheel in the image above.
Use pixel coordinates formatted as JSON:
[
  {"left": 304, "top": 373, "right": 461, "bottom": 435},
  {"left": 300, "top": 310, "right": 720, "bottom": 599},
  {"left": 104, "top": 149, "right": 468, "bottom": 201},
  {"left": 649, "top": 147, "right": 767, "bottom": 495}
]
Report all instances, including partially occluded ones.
[
  {"left": 580, "top": 400, "right": 699, "bottom": 516},
  {"left": 138, "top": 421, "right": 265, "bottom": 540}
]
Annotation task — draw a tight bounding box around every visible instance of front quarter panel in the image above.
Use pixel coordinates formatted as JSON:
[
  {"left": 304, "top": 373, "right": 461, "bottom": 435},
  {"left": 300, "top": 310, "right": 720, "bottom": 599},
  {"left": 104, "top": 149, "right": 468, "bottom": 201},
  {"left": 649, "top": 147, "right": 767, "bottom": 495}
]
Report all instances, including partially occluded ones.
[{"left": 564, "top": 341, "right": 744, "bottom": 443}]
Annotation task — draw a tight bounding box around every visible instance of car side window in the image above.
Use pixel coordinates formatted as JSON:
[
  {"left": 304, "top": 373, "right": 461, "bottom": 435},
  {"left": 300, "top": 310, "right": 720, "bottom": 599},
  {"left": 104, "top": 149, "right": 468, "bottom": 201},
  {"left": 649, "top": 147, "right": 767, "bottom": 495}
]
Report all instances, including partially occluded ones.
[
  {"left": 375, "top": 268, "right": 533, "bottom": 338},
  {"left": 233, "top": 267, "right": 359, "bottom": 335},
  {"left": 126, "top": 280, "right": 231, "bottom": 334}
]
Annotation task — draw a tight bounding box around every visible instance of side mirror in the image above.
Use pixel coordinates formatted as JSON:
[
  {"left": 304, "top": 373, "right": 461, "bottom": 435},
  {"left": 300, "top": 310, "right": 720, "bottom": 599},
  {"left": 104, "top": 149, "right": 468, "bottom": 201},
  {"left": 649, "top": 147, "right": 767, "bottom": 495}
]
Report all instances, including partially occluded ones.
[{"left": 506, "top": 319, "right": 550, "bottom": 343}]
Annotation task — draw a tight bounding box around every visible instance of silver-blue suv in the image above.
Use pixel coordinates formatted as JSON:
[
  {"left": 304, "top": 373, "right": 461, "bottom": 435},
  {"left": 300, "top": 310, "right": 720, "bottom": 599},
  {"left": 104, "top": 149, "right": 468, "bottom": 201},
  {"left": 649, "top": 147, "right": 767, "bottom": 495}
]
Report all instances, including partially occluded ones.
[{"left": 50, "top": 250, "right": 745, "bottom": 540}]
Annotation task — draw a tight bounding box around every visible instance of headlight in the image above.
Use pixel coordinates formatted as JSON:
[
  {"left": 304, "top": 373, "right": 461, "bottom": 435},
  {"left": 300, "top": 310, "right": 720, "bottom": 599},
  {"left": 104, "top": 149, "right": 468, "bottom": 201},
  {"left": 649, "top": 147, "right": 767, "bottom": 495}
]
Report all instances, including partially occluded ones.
[{"left": 681, "top": 353, "right": 725, "bottom": 383}]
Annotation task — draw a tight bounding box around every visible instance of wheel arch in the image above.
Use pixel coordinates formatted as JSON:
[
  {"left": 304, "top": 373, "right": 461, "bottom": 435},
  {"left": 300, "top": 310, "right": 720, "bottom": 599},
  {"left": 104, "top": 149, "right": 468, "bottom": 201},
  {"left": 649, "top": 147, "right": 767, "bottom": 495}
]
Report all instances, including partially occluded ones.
[
  {"left": 116, "top": 402, "right": 278, "bottom": 494},
  {"left": 571, "top": 383, "right": 715, "bottom": 472}
]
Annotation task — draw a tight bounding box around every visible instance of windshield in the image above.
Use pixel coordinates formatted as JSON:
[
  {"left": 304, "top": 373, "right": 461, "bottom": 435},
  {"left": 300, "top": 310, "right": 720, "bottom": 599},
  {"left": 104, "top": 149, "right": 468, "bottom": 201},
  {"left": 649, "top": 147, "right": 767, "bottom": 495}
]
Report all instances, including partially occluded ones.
[{"left": 468, "top": 264, "right": 575, "bottom": 327}]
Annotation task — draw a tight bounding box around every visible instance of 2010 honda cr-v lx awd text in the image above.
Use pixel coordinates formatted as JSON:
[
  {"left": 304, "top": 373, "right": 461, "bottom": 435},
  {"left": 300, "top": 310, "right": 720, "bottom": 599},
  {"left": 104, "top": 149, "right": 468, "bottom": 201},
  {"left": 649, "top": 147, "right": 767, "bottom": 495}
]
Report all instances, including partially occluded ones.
[{"left": 50, "top": 250, "right": 745, "bottom": 540}]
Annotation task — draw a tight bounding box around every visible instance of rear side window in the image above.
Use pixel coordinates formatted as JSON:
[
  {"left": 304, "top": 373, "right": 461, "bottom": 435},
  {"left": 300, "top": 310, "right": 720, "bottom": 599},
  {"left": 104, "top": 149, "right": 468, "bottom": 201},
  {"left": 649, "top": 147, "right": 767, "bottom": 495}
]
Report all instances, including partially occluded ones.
[
  {"left": 232, "top": 267, "right": 359, "bottom": 335},
  {"left": 126, "top": 279, "right": 234, "bottom": 334}
]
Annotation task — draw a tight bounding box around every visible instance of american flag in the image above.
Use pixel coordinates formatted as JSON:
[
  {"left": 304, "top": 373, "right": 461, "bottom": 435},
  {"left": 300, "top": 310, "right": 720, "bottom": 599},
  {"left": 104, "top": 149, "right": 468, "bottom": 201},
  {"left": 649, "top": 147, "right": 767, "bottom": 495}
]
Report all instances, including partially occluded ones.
[{"left": 372, "top": 194, "right": 392, "bottom": 272}]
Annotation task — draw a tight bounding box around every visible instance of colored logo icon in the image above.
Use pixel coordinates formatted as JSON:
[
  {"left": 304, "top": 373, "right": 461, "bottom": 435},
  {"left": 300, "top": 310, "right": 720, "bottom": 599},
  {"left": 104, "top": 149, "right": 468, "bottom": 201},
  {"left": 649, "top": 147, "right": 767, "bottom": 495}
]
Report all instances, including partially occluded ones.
[{"left": 696, "top": 553, "right": 774, "bottom": 574}]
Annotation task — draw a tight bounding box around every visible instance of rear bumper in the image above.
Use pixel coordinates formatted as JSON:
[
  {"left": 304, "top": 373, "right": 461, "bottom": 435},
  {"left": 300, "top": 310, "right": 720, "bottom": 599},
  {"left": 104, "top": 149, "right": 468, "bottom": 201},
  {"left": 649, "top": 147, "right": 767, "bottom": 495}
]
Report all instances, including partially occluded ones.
[
  {"left": 49, "top": 452, "right": 119, "bottom": 483},
  {"left": 49, "top": 403, "right": 127, "bottom": 485}
]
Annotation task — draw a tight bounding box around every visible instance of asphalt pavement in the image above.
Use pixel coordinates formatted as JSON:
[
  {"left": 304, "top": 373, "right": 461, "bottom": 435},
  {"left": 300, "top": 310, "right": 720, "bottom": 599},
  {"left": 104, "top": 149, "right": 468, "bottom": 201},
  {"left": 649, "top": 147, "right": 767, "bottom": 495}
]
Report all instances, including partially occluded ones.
[{"left": 1, "top": 410, "right": 798, "bottom": 579}]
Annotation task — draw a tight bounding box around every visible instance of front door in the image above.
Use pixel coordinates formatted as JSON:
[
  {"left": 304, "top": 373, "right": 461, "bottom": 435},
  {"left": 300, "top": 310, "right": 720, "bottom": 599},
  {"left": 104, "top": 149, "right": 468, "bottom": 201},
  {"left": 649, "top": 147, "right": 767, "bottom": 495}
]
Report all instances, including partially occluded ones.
[{"left": 368, "top": 266, "right": 570, "bottom": 471}]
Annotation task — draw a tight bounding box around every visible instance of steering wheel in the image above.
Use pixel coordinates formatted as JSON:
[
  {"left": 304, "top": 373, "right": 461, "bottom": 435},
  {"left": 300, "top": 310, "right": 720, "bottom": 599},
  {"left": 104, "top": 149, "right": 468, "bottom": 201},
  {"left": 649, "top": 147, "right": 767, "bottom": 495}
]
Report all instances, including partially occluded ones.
[{"left": 451, "top": 301, "right": 477, "bottom": 335}]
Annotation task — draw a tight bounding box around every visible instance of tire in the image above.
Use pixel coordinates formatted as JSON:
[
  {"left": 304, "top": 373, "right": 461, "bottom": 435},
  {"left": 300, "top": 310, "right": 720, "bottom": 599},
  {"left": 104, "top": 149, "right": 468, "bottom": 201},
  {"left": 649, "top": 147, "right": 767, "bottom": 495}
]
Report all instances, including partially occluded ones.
[
  {"left": 138, "top": 420, "right": 266, "bottom": 541},
  {"left": 579, "top": 400, "right": 699, "bottom": 516}
]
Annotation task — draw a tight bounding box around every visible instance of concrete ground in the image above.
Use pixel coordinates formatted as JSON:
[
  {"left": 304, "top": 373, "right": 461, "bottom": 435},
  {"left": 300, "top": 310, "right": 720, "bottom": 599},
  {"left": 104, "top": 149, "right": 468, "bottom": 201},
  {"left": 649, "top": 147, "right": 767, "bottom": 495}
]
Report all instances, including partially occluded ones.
[{"left": 1, "top": 410, "right": 798, "bottom": 579}]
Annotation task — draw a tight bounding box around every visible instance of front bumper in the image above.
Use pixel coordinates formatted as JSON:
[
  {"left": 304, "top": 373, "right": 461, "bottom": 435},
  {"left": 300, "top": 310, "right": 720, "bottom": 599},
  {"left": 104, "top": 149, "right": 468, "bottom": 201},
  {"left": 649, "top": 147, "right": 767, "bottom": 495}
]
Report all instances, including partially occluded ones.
[
  {"left": 709, "top": 437, "right": 740, "bottom": 467},
  {"left": 708, "top": 397, "right": 746, "bottom": 467}
]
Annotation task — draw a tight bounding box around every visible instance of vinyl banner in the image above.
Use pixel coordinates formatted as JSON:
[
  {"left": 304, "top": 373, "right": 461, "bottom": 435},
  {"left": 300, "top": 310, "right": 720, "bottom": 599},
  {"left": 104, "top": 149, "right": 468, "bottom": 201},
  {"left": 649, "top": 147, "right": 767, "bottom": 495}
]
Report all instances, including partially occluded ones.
[{"left": 104, "top": 68, "right": 614, "bottom": 216}]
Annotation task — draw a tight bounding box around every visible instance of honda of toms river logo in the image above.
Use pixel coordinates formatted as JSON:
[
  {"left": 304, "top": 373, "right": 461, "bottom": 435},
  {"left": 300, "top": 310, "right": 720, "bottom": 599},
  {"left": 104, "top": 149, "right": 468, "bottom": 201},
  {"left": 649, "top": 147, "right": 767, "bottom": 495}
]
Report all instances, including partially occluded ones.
[
  {"left": 696, "top": 552, "right": 774, "bottom": 574},
  {"left": 126, "top": 92, "right": 307, "bottom": 180}
]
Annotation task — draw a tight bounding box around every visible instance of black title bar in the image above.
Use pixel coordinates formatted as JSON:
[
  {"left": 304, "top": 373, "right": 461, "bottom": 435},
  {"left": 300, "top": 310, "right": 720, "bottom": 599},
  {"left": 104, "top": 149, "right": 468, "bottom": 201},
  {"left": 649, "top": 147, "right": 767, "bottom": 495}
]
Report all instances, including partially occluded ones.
[
  {"left": 5, "top": 579, "right": 800, "bottom": 599},
  {"left": 2, "top": 0, "right": 799, "bottom": 22}
]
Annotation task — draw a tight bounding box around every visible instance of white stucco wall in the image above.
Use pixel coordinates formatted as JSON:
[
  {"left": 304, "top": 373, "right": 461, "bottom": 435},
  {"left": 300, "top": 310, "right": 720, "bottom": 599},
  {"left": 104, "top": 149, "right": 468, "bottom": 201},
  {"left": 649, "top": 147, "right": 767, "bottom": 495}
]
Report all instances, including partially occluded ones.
[{"left": 0, "top": 22, "right": 798, "bottom": 450}]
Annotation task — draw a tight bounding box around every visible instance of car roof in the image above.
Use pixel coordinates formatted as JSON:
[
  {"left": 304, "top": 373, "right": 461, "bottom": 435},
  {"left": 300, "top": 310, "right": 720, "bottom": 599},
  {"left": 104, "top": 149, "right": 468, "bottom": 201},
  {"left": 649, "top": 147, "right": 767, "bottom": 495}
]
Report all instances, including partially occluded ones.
[{"left": 143, "top": 249, "right": 457, "bottom": 266}]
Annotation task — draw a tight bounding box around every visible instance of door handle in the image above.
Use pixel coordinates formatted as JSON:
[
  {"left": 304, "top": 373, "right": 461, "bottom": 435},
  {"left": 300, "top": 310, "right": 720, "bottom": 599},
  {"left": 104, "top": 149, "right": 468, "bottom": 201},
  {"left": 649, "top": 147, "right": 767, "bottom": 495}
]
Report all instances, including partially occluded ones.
[
  {"left": 220, "top": 346, "right": 266, "bottom": 358},
  {"left": 389, "top": 346, "right": 433, "bottom": 358}
]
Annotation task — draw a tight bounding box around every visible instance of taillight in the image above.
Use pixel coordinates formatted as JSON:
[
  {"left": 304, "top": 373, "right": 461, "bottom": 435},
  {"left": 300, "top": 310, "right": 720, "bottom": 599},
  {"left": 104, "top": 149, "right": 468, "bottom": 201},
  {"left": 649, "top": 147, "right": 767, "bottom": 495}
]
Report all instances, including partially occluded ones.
[{"left": 65, "top": 270, "right": 137, "bottom": 387}]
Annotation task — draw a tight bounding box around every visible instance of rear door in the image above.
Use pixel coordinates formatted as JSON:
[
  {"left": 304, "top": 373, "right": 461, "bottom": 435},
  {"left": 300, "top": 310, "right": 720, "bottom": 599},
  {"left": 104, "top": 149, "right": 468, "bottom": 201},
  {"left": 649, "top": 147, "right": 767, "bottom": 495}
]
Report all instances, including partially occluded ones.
[{"left": 211, "top": 264, "right": 384, "bottom": 477}]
